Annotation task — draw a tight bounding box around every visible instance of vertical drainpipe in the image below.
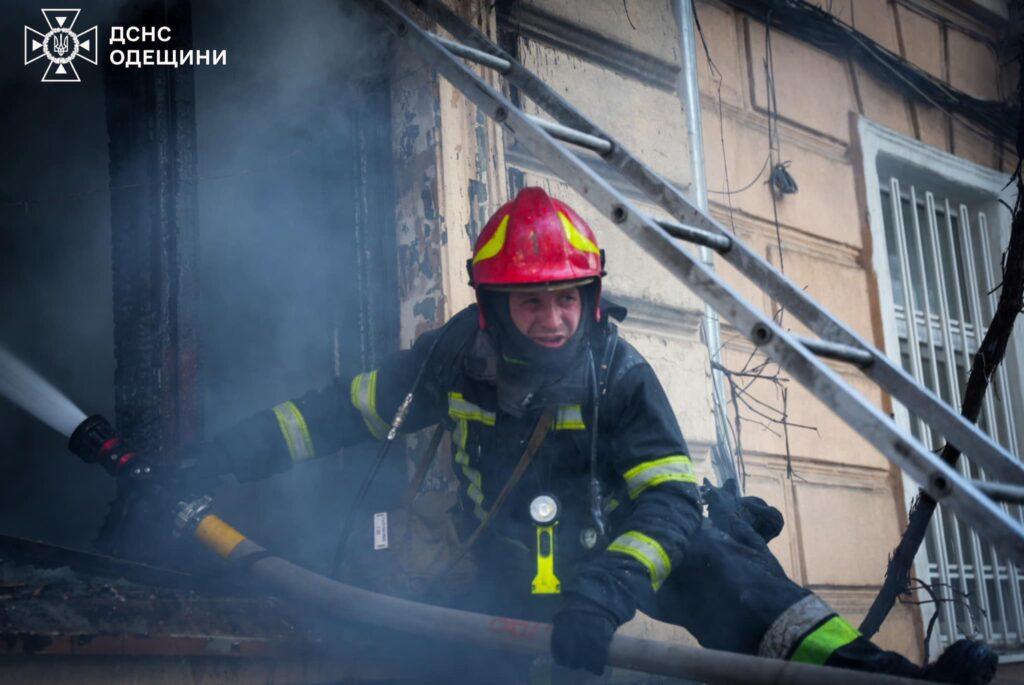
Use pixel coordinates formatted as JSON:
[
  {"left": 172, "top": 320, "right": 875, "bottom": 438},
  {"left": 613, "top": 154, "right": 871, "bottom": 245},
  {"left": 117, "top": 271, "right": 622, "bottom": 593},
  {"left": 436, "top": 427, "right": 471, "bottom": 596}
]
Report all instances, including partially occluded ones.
[{"left": 673, "top": 0, "right": 738, "bottom": 485}]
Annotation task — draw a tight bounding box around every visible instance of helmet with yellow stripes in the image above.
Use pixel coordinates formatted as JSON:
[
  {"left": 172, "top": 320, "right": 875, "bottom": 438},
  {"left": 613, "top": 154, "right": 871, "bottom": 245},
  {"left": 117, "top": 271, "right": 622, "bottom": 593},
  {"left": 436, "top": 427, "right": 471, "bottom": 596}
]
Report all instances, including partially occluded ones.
[{"left": 468, "top": 187, "right": 605, "bottom": 326}]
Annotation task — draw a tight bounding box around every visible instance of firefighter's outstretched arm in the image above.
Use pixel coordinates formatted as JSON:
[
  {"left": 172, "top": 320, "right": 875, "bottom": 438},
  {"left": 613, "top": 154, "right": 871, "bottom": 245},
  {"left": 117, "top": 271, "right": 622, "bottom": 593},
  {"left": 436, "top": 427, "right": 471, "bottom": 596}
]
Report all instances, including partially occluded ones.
[
  {"left": 182, "top": 320, "right": 460, "bottom": 484},
  {"left": 552, "top": 362, "right": 702, "bottom": 674}
]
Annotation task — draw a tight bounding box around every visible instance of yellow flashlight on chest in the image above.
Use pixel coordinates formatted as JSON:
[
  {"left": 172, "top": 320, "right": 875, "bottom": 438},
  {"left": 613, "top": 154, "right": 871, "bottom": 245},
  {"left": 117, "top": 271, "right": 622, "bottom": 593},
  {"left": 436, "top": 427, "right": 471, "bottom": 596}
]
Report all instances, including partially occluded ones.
[{"left": 529, "top": 494, "right": 561, "bottom": 594}]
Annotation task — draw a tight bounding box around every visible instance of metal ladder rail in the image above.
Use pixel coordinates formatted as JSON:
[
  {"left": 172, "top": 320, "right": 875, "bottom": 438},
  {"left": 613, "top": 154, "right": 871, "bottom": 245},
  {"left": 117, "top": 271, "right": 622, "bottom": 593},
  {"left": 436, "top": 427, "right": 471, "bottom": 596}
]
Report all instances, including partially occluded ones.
[
  {"left": 409, "top": 0, "right": 1024, "bottom": 488},
  {"left": 362, "top": 0, "right": 1024, "bottom": 563}
]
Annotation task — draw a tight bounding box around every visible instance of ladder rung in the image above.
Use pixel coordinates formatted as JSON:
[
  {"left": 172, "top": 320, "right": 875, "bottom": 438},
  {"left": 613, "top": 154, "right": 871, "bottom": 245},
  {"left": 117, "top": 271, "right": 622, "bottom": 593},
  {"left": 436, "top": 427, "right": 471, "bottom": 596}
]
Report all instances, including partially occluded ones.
[
  {"left": 526, "top": 115, "right": 613, "bottom": 156},
  {"left": 974, "top": 481, "right": 1024, "bottom": 505},
  {"left": 656, "top": 219, "right": 732, "bottom": 252},
  {"left": 436, "top": 36, "right": 511, "bottom": 73},
  {"left": 797, "top": 337, "right": 874, "bottom": 367}
]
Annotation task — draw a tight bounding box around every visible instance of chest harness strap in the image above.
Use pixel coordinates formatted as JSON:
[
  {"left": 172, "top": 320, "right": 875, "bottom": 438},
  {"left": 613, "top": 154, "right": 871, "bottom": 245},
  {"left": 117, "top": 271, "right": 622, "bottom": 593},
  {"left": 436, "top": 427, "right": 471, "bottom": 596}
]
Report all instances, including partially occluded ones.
[{"left": 423, "top": 406, "right": 556, "bottom": 593}]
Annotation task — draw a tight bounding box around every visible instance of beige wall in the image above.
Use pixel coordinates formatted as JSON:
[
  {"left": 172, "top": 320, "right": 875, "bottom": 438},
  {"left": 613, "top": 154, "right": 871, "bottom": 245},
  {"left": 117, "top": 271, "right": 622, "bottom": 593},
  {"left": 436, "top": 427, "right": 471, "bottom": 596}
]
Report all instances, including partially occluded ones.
[
  {"left": 695, "top": 0, "right": 1012, "bottom": 661},
  {"left": 388, "top": 0, "right": 1012, "bottom": 664}
]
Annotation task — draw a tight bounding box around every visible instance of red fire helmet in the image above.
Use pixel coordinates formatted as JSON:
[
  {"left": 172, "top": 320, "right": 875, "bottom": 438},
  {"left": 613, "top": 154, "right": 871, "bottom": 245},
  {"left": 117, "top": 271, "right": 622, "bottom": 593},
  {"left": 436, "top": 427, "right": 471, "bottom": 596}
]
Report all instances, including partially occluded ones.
[{"left": 468, "top": 187, "right": 605, "bottom": 326}]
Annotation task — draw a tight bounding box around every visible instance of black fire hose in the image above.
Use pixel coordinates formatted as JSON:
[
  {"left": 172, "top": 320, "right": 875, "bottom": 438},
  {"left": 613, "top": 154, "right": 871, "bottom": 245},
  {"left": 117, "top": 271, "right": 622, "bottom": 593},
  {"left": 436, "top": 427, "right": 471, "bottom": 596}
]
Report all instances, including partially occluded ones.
[
  {"left": 69, "top": 415, "right": 928, "bottom": 685},
  {"left": 175, "top": 502, "right": 925, "bottom": 685}
]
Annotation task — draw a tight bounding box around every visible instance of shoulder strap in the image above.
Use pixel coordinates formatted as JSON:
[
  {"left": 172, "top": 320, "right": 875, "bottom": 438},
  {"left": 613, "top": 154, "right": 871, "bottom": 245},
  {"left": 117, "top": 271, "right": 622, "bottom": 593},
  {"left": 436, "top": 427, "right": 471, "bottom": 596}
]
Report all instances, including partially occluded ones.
[{"left": 423, "top": 406, "right": 556, "bottom": 589}]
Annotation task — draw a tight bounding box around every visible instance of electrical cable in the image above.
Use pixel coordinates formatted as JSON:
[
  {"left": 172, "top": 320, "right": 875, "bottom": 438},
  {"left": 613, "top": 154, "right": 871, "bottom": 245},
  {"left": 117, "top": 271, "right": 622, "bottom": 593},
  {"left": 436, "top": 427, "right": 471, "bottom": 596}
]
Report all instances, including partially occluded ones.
[
  {"left": 707, "top": 154, "right": 770, "bottom": 195},
  {"left": 717, "top": 0, "right": 1015, "bottom": 145}
]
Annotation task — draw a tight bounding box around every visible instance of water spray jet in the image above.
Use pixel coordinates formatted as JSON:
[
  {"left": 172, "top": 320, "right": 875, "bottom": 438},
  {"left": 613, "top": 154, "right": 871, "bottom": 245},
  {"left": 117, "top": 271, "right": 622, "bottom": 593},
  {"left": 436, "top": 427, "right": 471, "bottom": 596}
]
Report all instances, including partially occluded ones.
[{"left": 0, "top": 344, "right": 87, "bottom": 437}]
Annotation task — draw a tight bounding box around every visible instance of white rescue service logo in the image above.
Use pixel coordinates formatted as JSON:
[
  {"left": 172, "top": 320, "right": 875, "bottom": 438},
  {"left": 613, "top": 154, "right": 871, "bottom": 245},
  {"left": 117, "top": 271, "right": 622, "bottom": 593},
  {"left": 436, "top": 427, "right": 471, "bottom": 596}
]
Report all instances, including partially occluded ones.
[{"left": 24, "top": 9, "right": 98, "bottom": 83}]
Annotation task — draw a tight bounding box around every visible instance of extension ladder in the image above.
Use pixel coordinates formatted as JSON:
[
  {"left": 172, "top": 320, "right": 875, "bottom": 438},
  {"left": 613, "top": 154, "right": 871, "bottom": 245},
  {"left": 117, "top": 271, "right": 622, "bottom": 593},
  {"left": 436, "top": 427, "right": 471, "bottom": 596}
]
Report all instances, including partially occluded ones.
[{"left": 361, "top": 0, "right": 1024, "bottom": 563}]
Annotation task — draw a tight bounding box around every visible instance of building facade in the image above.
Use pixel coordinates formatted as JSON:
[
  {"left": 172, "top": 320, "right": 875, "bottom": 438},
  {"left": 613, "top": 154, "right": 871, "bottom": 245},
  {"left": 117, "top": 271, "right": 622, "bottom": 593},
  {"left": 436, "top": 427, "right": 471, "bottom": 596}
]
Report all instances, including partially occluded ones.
[{"left": 389, "top": 0, "right": 1021, "bottom": 665}]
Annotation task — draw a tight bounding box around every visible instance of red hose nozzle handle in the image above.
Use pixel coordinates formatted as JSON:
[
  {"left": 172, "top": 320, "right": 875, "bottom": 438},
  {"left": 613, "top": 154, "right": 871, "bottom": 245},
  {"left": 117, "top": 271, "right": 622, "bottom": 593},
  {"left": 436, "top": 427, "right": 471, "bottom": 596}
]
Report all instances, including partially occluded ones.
[{"left": 68, "top": 414, "right": 140, "bottom": 477}]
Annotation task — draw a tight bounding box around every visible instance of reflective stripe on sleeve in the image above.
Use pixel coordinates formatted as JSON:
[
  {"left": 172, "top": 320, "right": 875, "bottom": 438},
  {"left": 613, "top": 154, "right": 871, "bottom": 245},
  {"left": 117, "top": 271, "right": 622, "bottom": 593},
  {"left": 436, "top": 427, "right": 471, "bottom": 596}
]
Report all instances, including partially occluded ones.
[
  {"left": 350, "top": 371, "right": 388, "bottom": 440},
  {"left": 757, "top": 594, "right": 855, "bottom": 662},
  {"left": 789, "top": 616, "right": 861, "bottom": 665},
  {"left": 448, "top": 392, "right": 496, "bottom": 426},
  {"left": 606, "top": 530, "right": 671, "bottom": 590},
  {"left": 272, "top": 401, "right": 315, "bottom": 462},
  {"left": 622, "top": 455, "right": 696, "bottom": 499},
  {"left": 554, "top": 404, "right": 585, "bottom": 430}
]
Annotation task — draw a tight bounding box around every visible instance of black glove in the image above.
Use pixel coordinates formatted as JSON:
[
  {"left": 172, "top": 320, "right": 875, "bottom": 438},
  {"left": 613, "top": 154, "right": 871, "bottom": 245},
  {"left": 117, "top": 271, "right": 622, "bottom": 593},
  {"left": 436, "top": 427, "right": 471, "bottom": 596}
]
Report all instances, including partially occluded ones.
[
  {"left": 551, "top": 593, "right": 619, "bottom": 675},
  {"left": 701, "top": 478, "right": 784, "bottom": 545},
  {"left": 921, "top": 638, "right": 998, "bottom": 685}
]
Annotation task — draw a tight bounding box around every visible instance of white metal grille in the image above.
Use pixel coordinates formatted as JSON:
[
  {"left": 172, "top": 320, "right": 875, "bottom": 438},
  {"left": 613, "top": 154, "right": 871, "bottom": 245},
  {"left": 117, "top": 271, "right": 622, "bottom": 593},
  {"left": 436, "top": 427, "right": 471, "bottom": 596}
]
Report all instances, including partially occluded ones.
[{"left": 880, "top": 177, "right": 1024, "bottom": 652}]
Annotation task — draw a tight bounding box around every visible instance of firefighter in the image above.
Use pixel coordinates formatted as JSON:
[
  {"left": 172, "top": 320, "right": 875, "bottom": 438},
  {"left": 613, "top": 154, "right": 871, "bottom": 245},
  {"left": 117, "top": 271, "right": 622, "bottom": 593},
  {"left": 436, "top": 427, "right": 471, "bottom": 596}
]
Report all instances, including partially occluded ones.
[
  {"left": 181, "top": 185, "right": 702, "bottom": 632},
  {"left": 167, "top": 187, "right": 991, "bottom": 682}
]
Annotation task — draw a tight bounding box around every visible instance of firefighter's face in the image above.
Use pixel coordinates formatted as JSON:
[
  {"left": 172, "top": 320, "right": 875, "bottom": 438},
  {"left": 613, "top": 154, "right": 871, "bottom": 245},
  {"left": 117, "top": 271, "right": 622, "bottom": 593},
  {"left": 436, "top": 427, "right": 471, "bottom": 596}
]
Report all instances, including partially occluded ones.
[{"left": 508, "top": 288, "right": 582, "bottom": 348}]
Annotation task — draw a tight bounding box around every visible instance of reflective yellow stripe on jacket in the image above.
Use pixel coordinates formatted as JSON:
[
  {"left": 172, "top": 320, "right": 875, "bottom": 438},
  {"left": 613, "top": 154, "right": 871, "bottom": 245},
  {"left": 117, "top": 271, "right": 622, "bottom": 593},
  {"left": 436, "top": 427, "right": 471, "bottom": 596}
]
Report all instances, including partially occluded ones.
[
  {"left": 448, "top": 392, "right": 496, "bottom": 426},
  {"left": 622, "top": 455, "right": 696, "bottom": 499},
  {"left": 350, "top": 370, "right": 388, "bottom": 440},
  {"left": 607, "top": 530, "right": 671, "bottom": 590},
  {"left": 448, "top": 392, "right": 491, "bottom": 521},
  {"left": 272, "top": 401, "right": 315, "bottom": 462},
  {"left": 554, "top": 404, "right": 585, "bottom": 430}
]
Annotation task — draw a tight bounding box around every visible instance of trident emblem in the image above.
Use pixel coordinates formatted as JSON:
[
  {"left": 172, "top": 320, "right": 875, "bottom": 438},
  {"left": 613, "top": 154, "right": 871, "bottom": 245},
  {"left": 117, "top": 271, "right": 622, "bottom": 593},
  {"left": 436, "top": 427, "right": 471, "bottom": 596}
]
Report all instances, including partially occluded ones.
[
  {"left": 53, "top": 32, "right": 69, "bottom": 57},
  {"left": 24, "top": 9, "right": 98, "bottom": 83}
]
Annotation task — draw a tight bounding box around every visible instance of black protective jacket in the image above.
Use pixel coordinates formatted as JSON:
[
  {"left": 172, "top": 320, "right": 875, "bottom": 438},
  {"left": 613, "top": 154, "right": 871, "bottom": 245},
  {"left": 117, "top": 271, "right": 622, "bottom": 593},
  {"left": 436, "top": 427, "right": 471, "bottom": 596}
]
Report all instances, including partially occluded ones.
[{"left": 210, "top": 304, "right": 702, "bottom": 625}]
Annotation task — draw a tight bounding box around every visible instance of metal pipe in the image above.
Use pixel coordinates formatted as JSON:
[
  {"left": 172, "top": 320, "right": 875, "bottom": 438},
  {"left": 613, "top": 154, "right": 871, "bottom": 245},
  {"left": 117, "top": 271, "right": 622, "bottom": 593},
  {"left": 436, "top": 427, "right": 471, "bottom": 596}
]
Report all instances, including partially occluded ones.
[
  {"left": 201, "top": 522, "right": 924, "bottom": 685},
  {"left": 673, "top": 0, "right": 738, "bottom": 486}
]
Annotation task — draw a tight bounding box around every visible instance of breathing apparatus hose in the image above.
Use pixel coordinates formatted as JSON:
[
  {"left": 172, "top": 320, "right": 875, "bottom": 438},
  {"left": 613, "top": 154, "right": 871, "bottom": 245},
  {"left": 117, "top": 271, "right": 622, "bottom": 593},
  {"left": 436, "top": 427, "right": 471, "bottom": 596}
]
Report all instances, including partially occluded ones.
[{"left": 586, "top": 349, "right": 606, "bottom": 543}]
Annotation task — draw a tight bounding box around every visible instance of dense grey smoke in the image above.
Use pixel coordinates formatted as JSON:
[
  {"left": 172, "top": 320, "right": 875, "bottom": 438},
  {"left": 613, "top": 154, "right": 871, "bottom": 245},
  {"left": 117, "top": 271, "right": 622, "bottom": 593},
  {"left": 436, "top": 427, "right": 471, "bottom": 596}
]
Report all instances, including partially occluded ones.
[
  {"left": 192, "top": 0, "right": 398, "bottom": 570},
  {"left": 0, "top": 1, "right": 485, "bottom": 676}
]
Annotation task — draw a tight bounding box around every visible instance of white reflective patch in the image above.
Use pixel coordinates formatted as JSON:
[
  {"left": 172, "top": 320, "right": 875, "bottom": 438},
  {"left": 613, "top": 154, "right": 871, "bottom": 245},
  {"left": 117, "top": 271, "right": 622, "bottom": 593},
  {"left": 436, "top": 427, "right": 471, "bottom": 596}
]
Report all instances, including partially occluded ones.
[{"left": 373, "top": 512, "right": 389, "bottom": 550}]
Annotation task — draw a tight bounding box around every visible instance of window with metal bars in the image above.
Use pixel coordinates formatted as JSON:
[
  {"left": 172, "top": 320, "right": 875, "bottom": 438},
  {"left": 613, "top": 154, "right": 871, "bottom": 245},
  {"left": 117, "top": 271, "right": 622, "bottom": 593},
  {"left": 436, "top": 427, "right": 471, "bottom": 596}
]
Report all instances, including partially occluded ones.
[{"left": 879, "top": 173, "right": 1024, "bottom": 654}]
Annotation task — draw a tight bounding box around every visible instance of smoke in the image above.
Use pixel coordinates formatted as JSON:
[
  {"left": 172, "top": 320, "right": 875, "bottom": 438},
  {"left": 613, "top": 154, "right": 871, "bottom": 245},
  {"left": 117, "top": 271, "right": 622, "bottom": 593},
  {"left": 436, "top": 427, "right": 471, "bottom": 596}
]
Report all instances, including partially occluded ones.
[
  {"left": 0, "top": 0, "right": 398, "bottom": 553},
  {"left": 0, "top": 1, "right": 495, "bottom": 675},
  {"left": 191, "top": 0, "right": 400, "bottom": 569},
  {"left": 0, "top": 345, "right": 86, "bottom": 437}
]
